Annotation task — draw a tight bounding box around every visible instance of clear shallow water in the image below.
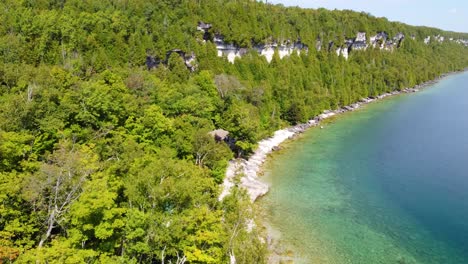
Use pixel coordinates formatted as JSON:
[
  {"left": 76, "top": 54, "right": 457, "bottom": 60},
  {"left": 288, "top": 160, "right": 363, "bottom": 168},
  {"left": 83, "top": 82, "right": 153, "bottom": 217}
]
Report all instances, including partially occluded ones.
[{"left": 260, "top": 72, "right": 468, "bottom": 264}]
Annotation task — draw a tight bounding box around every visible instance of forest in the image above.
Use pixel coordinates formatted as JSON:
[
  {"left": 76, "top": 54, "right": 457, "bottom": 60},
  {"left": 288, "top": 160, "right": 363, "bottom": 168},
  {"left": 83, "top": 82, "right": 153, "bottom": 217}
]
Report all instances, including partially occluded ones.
[{"left": 0, "top": 0, "right": 467, "bottom": 263}]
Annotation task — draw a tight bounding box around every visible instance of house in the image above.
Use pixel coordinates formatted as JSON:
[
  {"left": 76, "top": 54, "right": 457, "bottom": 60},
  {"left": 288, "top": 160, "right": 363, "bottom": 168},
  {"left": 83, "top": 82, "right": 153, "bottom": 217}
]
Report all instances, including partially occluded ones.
[{"left": 209, "top": 129, "right": 230, "bottom": 142}]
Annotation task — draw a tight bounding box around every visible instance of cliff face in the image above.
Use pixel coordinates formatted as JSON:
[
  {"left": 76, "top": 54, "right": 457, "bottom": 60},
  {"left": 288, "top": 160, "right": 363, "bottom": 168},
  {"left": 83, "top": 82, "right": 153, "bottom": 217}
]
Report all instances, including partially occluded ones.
[
  {"left": 200, "top": 24, "right": 467, "bottom": 63},
  {"left": 212, "top": 33, "right": 308, "bottom": 63}
]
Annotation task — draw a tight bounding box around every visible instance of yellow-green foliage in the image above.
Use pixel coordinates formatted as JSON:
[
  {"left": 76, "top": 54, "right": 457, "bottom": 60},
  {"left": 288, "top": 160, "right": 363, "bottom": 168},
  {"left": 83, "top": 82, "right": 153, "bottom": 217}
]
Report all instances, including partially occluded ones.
[{"left": 0, "top": 0, "right": 467, "bottom": 263}]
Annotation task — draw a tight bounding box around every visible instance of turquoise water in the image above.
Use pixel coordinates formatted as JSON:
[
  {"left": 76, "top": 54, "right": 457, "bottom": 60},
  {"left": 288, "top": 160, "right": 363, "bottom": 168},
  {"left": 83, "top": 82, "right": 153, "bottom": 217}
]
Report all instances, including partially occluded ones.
[{"left": 261, "top": 72, "right": 468, "bottom": 264}]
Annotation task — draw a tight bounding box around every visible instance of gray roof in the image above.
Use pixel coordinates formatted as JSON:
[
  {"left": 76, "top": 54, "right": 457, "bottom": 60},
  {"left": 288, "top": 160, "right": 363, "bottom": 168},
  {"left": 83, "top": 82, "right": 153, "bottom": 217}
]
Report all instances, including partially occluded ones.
[{"left": 209, "top": 129, "right": 229, "bottom": 140}]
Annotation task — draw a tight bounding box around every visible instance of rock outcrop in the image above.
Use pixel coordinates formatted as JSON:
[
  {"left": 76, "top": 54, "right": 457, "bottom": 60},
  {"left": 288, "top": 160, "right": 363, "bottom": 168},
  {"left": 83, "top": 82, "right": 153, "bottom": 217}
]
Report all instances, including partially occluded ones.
[
  {"left": 146, "top": 49, "right": 197, "bottom": 72},
  {"left": 213, "top": 34, "right": 308, "bottom": 63}
]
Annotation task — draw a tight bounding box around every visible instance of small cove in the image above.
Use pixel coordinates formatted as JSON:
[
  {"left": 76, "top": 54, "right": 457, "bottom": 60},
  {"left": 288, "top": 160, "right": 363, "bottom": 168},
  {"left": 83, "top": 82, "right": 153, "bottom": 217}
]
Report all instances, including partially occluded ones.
[{"left": 260, "top": 72, "right": 468, "bottom": 263}]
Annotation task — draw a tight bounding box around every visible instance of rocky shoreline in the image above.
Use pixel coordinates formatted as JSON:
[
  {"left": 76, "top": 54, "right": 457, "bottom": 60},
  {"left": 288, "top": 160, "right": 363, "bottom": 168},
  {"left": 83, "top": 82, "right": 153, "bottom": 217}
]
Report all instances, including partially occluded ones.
[{"left": 218, "top": 70, "right": 462, "bottom": 203}]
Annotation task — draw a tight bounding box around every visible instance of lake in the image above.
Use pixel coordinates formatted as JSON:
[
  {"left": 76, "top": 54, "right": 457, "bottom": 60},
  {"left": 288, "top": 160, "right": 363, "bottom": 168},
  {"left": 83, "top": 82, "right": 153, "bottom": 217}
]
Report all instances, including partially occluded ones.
[{"left": 260, "top": 71, "right": 468, "bottom": 263}]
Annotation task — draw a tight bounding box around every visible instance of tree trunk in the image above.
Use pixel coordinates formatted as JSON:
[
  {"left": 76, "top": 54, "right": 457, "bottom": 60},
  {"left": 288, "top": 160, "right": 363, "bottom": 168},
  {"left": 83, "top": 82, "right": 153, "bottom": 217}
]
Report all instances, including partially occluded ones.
[{"left": 38, "top": 211, "right": 55, "bottom": 248}]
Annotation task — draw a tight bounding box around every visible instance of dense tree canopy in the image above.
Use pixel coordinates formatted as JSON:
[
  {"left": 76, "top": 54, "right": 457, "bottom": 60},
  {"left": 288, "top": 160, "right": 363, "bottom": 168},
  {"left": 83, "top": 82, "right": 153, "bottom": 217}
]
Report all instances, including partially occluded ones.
[{"left": 0, "top": 0, "right": 467, "bottom": 263}]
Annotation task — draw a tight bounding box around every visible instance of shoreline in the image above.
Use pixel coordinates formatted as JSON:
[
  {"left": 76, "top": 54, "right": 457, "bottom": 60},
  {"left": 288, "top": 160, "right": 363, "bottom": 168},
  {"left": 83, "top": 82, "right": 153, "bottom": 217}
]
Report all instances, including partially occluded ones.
[
  {"left": 219, "top": 69, "right": 466, "bottom": 262},
  {"left": 219, "top": 69, "right": 465, "bottom": 203}
]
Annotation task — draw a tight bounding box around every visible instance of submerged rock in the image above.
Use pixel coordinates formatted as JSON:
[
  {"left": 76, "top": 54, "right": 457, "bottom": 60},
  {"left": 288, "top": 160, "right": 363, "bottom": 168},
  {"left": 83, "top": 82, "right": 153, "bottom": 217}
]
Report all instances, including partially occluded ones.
[{"left": 272, "top": 146, "right": 281, "bottom": 151}]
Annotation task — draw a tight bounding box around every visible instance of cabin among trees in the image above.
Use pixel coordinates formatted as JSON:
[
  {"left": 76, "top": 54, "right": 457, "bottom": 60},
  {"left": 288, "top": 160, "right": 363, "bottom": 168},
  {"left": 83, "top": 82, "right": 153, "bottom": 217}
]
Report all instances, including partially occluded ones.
[{"left": 209, "top": 129, "right": 229, "bottom": 142}]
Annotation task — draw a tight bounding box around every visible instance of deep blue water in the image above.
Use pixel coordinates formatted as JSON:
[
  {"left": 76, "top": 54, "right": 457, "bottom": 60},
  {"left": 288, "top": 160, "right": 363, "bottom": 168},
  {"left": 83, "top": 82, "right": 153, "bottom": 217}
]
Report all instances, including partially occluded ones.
[{"left": 261, "top": 72, "right": 468, "bottom": 263}]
